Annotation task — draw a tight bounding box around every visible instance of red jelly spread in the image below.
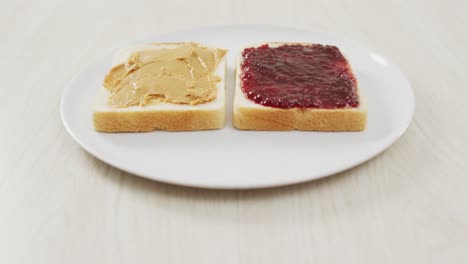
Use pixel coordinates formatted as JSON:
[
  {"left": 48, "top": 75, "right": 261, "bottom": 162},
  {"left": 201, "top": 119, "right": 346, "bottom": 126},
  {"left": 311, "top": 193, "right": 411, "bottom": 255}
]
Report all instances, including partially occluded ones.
[{"left": 240, "top": 44, "right": 359, "bottom": 109}]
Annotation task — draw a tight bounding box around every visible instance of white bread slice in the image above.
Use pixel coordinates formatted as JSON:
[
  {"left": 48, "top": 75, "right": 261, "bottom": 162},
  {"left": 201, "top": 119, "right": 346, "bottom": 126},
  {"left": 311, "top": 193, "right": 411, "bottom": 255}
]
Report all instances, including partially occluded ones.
[
  {"left": 93, "top": 43, "right": 226, "bottom": 132},
  {"left": 233, "top": 42, "right": 367, "bottom": 131}
]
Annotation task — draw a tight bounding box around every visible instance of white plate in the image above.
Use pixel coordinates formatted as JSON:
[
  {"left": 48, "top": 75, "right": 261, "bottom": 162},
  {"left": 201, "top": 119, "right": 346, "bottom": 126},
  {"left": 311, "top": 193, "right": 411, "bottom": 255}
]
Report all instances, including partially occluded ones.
[{"left": 61, "top": 25, "right": 414, "bottom": 189}]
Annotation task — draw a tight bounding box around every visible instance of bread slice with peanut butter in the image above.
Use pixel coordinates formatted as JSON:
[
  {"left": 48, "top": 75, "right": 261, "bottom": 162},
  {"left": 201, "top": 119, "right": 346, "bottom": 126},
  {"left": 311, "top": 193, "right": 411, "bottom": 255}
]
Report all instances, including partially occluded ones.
[{"left": 93, "top": 42, "right": 227, "bottom": 132}]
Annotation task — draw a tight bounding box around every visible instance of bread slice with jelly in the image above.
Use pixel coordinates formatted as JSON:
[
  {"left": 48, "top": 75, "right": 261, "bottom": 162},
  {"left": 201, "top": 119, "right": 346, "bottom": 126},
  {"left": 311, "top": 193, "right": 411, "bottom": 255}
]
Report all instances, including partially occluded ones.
[
  {"left": 233, "top": 42, "right": 367, "bottom": 131},
  {"left": 93, "top": 42, "right": 227, "bottom": 132}
]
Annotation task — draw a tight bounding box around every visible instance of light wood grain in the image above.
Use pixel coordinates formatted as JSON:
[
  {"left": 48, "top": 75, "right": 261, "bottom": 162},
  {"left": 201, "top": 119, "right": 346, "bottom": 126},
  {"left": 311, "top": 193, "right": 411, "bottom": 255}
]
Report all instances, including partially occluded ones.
[{"left": 1, "top": 0, "right": 468, "bottom": 263}]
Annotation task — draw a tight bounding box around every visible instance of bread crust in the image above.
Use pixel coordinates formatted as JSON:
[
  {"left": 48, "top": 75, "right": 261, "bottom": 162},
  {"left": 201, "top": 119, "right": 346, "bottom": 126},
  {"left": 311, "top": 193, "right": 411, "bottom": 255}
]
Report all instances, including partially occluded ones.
[
  {"left": 94, "top": 108, "right": 225, "bottom": 132},
  {"left": 233, "top": 106, "right": 366, "bottom": 131},
  {"left": 233, "top": 42, "right": 367, "bottom": 131}
]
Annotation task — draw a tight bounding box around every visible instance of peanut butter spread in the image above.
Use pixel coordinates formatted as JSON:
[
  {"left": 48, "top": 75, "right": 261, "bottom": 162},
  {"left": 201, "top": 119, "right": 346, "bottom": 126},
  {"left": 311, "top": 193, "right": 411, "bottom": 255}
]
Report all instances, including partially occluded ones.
[{"left": 103, "top": 43, "right": 227, "bottom": 107}]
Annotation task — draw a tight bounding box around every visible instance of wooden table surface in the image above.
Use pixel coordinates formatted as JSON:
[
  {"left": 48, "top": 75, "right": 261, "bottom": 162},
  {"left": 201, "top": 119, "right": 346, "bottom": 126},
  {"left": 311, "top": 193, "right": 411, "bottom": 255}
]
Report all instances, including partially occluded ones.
[{"left": 1, "top": 0, "right": 468, "bottom": 263}]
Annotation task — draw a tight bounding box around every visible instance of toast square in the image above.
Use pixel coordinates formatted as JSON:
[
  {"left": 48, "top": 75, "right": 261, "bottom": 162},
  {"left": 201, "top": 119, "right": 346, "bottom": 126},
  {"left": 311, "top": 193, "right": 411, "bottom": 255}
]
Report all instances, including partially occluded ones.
[
  {"left": 233, "top": 42, "right": 367, "bottom": 131},
  {"left": 93, "top": 43, "right": 227, "bottom": 132}
]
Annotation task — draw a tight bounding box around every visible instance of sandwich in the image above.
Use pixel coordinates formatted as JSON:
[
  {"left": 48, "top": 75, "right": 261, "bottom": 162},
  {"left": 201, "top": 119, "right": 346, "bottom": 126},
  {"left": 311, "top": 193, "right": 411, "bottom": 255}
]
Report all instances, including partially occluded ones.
[
  {"left": 93, "top": 42, "right": 227, "bottom": 132},
  {"left": 233, "top": 42, "right": 367, "bottom": 131}
]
